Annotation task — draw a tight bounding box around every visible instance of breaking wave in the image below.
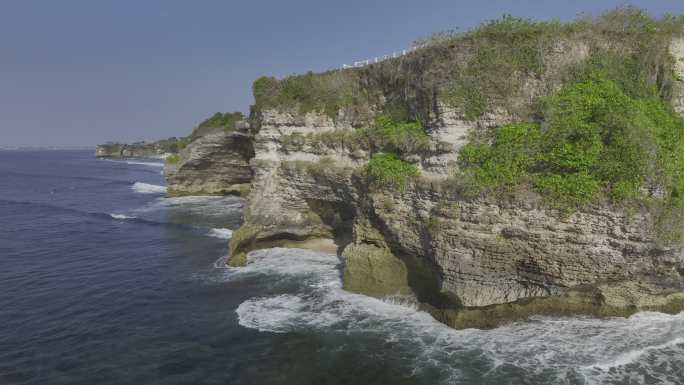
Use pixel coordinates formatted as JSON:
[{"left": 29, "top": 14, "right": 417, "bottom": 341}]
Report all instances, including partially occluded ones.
[
  {"left": 208, "top": 228, "right": 233, "bottom": 239},
  {"left": 231, "top": 248, "right": 684, "bottom": 385},
  {"left": 109, "top": 213, "right": 136, "bottom": 220},
  {"left": 131, "top": 182, "right": 166, "bottom": 194}
]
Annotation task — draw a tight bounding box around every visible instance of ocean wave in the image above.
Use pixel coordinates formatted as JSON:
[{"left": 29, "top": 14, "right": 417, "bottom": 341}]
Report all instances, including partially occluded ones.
[
  {"left": 231, "top": 248, "right": 684, "bottom": 384},
  {"left": 208, "top": 228, "right": 233, "bottom": 239},
  {"left": 162, "top": 195, "right": 243, "bottom": 206},
  {"left": 109, "top": 213, "right": 136, "bottom": 220},
  {"left": 131, "top": 182, "right": 167, "bottom": 194},
  {"left": 585, "top": 336, "right": 684, "bottom": 371}
]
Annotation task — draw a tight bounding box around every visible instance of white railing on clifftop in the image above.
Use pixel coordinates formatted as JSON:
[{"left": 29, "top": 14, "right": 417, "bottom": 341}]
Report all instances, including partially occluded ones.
[{"left": 342, "top": 46, "right": 420, "bottom": 69}]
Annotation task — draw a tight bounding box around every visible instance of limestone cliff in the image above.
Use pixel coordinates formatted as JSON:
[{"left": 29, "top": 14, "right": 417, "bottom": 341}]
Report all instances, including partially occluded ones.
[
  {"left": 164, "top": 11, "right": 684, "bottom": 329},
  {"left": 229, "top": 105, "right": 684, "bottom": 328},
  {"left": 226, "top": 16, "right": 684, "bottom": 328}
]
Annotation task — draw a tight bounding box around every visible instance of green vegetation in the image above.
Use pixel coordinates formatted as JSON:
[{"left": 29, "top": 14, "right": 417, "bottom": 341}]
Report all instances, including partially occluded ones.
[
  {"left": 457, "top": 75, "right": 684, "bottom": 214},
  {"left": 252, "top": 71, "right": 361, "bottom": 118},
  {"left": 366, "top": 153, "right": 419, "bottom": 189},
  {"left": 443, "top": 15, "right": 566, "bottom": 120},
  {"left": 278, "top": 115, "right": 427, "bottom": 189},
  {"left": 190, "top": 112, "right": 244, "bottom": 138},
  {"left": 199, "top": 112, "right": 244, "bottom": 131},
  {"left": 447, "top": 7, "right": 684, "bottom": 220},
  {"left": 177, "top": 139, "right": 189, "bottom": 151},
  {"left": 165, "top": 154, "right": 181, "bottom": 165},
  {"left": 370, "top": 116, "right": 429, "bottom": 154},
  {"left": 458, "top": 123, "right": 542, "bottom": 191},
  {"left": 279, "top": 115, "right": 428, "bottom": 156},
  {"left": 437, "top": 7, "right": 684, "bottom": 120},
  {"left": 250, "top": 7, "right": 683, "bottom": 128}
]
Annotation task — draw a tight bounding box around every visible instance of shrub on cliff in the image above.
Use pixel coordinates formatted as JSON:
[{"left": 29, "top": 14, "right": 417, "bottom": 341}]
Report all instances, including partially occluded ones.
[
  {"left": 459, "top": 122, "right": 542, "bottom": 190},
  {"left": 278, "top": 115, "right": 429, "bottom": 156},
  {"left": 252, "top": 71, "right": 361, "bottom": 118},
  {"left": 369, "top": 115, "right": 429, "bottom": 154},
  {"left": 188, "top": 112, "right": 244, "bottom": 140},
  {"left": 367, "top": 153, "right": 419, "bottom": 189},
  {"left": 200, "top": 112, "right": 244, "bottom": 131},
  {"left": 458, "top": 76, "right": 684, "bottom": 210},
  {"left": 165, "top": 154, "right": 181, "bottom": 165}
]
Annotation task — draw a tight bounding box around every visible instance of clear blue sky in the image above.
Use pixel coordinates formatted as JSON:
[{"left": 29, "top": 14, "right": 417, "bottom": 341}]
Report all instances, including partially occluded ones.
[{"left": 1, "top": 0, "right": 683, "bottom": 147}]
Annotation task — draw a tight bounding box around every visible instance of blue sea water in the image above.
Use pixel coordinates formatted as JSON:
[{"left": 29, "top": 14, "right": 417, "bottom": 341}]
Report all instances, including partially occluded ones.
[{"left": 1, "top": 150, "right": 683, "bottom": 385}]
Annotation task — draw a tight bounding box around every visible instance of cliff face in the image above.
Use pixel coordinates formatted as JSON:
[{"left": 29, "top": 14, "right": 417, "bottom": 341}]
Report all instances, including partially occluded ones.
[
  {"left": 223, "top": 23, "right": 684, "bottom": 328},
  {"left": 353, "top": 187, "right": 682, "bottom": 307},
  {"left": 95, "top": 137, "right": 181, "bottom": 158},
  {"left": 674, "top": 36, "right": 684, "bottom": 115},
  {"left": 228, "top": 105, "right": 684, "bottom": 328},
  {"left": 164, "top": 129, "right": 254, "bottom": 197}
]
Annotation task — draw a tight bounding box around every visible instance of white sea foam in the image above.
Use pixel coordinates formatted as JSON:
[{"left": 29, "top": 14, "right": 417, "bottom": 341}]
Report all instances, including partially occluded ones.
[
  {"left": 162, "top": 195, "right": 243, "bottom": 206},
  {"left": 230, "top": 247, "right": 684, "bottom": 384},
  {"left": 126, "top": 160, "right": 164, "bottom": 167},
  {"left": 109, "top": 213, "right": 136, "bottom": 220},
  {"left": 131, "top": 182, "right": 167, "bottom": 194},
  {"left": 208, "top": 228, "right": 233, "bottom": 239},
  {"left": 586, "top": 337, "right": 684, "bottom": 371}
]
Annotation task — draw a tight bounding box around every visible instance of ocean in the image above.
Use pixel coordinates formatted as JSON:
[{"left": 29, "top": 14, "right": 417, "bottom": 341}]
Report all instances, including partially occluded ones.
[{"left": 1, "top": 150, "right": 683, "bottom": 385}]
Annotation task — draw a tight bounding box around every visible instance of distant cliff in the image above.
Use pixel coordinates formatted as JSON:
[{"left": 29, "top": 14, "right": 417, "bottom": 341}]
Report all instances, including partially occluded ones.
[{"left": 95, "top": 137, "right": 183, "bottom": 158}]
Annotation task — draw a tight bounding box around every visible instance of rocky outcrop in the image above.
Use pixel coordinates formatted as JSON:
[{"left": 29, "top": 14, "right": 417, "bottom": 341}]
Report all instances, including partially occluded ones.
[
  {"left": 672, "top": 37, "right": 684, "bottom": 115},
  {"left": 228, "top": 110, "right": 361, "bottom": 264},
  {"left": 355, "top": 185, "right": 684, "bottom": 307},
  {"left": 95, "top": 137, "right": 181, "bottom": 158},
  {"left": 164, "top": 130, "right": 254, "bottom": 197}
]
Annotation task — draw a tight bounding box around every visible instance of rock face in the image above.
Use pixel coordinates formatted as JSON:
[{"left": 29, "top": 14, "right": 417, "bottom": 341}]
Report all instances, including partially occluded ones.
[
  {"left": 95, "top": 137, "right": 181, "bottom": 158},
  {"left": 360, "top": 187, "right": 683, "bottom": 307},
  {"left": 227, "top": 110, "right": 361, "bottom": 265},
  {"left": 165, "top": 130, "right": 254, "bottom": 197},
  {"left": 672, "top": 37, "right": 684, "bottom": 115},
  {"left": 214, "top": 31, "right": 684, "bottom": 328},
  {"left": 225, "top": 102, "right": 684, "bottom": 329}
]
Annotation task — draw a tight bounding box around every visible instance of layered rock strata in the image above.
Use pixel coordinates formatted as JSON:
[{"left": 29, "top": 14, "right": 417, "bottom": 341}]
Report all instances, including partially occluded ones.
[
  {"left": 218, "top": 32, "right": 684, "bottom": 328},
  {"left": 165, "top": 130, "right": 254, "bottom": 197}
]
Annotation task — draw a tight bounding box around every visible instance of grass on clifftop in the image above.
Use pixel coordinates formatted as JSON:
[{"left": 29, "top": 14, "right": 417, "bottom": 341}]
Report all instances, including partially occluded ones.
[
  {"left": 250, "top": 7, "right": 684, "bottom": 125},
  {"left": 190, "top": 112, "right": 244, "bottom": 139},
  {"left": 252, "top": 72, "right": 362, "bottom": 119}
]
